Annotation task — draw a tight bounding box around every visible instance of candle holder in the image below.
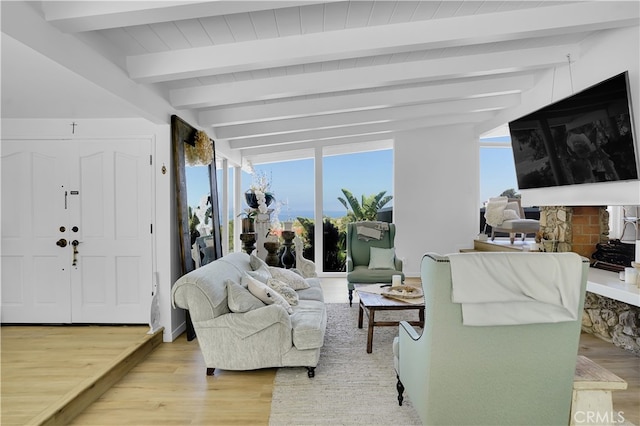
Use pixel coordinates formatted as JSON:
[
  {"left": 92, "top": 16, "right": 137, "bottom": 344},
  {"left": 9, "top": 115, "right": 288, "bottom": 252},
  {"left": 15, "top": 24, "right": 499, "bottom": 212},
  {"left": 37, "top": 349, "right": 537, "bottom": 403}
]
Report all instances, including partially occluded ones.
[
  {"left": 264, "top": 241, "right": 281, "bottom": 267},
  {"left": 280, "top": 230, "right": 296, "bottom": 269},
  {"left": 240, "top": 233, "right": 256, "bottom": 255}
]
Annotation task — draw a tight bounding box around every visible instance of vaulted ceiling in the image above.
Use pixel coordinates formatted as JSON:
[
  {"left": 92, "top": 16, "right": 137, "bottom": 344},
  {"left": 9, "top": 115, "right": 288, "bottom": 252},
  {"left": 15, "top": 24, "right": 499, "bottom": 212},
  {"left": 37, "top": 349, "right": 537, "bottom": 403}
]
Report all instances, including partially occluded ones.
[{"left": 2, "top": 1, "right": 639, "bottom": 165}]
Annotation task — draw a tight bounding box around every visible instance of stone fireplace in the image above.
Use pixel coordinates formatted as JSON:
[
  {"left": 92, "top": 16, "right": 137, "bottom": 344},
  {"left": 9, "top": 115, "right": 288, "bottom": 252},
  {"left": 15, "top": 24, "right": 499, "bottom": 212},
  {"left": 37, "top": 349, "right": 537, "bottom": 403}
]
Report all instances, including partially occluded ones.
[
  {"left": 539, "top": 206, "right": 639, "bottom": 354},
  {"left": 537, "top": 205, "right": 609, "bottom": 257}
]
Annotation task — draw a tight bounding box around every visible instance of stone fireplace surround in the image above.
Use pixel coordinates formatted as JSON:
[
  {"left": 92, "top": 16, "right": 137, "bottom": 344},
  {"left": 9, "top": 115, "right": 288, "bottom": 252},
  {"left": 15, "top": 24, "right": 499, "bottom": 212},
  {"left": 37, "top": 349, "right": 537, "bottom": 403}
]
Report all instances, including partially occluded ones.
[{"left": 538, "top": 206, "right": 639, "bottom": 354}]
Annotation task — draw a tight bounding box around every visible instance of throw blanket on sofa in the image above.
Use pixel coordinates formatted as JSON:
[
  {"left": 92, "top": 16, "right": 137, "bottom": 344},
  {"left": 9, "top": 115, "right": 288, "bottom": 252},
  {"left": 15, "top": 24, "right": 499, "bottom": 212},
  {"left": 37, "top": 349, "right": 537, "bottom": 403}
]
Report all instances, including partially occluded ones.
[
  {"left": 356, "top": 221, "right": 389, "bottom": 241},
  {"left": 448, "top": 252, "right": 582, "bottom": 326},
  {"left": 484, "top": 197, "right": 508, "bottom": 227}
]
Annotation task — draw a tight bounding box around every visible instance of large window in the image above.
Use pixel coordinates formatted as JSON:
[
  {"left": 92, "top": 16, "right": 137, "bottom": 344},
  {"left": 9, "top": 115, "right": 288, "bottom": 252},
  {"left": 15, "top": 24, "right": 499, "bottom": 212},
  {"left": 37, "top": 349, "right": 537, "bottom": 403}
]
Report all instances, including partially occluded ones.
[
  {"left": 479, "top": 136, "right": 518, "bottom": 206},
  {"left": 241, "top": 159, "right": 315, "bottom": 223},
  {"left": 322, "top": 150, "right": 393, "bottom": 272},
  {"left": 234, "top": 149, "right": 393, "bottom": 273},
  {"left": 216, "top": 165, "right": 234, "bottom": 252}
]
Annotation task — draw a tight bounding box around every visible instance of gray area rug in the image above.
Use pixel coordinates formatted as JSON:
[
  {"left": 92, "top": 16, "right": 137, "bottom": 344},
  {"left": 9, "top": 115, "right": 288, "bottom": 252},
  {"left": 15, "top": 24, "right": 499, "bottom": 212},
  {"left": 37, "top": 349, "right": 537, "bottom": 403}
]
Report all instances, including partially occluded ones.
[{"left": 269, "top": 303, "right": 422, "bottom": 425}]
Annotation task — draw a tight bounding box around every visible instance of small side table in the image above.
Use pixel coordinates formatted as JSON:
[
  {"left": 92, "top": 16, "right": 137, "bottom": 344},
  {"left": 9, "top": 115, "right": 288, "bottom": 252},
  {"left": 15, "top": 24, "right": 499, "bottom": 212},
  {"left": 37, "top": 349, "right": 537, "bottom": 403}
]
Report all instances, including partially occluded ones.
[{"left": 570, "top": 355, "right": 627, "bottom": 426}]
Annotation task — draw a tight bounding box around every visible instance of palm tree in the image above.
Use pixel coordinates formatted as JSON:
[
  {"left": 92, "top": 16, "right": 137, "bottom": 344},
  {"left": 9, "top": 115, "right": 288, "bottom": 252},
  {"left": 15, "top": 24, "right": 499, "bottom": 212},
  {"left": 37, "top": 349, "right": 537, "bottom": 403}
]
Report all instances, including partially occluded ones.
[{"left": 338, "top": 189, "right": 393, "bottom": 221}]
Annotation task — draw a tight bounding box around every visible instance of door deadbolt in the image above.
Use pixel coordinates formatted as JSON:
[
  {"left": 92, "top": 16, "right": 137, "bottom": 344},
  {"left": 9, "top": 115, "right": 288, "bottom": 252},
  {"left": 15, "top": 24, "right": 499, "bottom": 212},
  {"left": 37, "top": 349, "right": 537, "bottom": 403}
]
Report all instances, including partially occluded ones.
[{"left": 56, "top": 238, "right": 68, "bottom": 248}]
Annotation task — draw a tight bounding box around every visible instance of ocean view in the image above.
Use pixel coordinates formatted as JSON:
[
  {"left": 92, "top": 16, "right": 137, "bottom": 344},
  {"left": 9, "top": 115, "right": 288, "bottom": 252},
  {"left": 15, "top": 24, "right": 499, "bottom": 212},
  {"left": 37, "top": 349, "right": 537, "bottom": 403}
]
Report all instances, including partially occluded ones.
[{"left": 226, "top": 209, "right": 347, "bottom": 221}]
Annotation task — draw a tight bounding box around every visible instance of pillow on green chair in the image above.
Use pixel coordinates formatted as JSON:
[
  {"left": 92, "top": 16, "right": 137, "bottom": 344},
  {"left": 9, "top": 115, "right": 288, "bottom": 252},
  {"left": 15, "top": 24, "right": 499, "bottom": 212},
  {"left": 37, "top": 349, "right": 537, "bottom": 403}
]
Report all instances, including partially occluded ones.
[
  {"left": 226, "top": 279, "right": 265, "bottom": 313},
  {"left": 368, "top": 247, "right": 396, "bottom": 270}
]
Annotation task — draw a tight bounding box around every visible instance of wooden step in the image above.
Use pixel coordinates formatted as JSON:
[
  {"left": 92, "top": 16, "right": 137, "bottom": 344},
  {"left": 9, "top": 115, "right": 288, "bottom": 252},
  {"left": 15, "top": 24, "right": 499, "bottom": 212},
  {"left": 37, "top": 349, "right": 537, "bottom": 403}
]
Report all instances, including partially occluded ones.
[{"left": 27, "top": 328, "right": 163, "bottom": 426}]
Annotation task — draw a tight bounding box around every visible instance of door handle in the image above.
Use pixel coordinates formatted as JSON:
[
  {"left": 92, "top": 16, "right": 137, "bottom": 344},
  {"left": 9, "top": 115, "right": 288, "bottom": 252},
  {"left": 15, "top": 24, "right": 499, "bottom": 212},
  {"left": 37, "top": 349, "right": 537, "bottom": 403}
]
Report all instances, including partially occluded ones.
[
  {"left": 72, "top": 240, "right": 80, "bottom": 266},
  {"left": 56, "top": 238, "right": 68, "bottom": 248}
]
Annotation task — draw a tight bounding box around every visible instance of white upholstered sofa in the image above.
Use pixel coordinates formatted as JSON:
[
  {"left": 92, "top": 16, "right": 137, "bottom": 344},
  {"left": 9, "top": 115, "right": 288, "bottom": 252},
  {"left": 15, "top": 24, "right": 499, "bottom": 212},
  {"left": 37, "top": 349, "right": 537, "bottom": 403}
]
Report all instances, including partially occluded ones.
[{"left": 171, "top": 252, "right": 327, "bottom": 378}]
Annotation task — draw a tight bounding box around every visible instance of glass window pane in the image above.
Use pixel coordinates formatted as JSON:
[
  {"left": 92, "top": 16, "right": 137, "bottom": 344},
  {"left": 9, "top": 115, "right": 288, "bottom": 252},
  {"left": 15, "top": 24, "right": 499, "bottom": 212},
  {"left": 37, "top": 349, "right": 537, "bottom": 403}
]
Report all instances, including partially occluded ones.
[
  {"left": 479, "top": 145, "right": 518, "bottom": 205},
  {"left": 322, "top": 150, "right": 393, "bottom": 272},
  {"left": 241, "top": 159, "right": 315, "bottom": 263}
]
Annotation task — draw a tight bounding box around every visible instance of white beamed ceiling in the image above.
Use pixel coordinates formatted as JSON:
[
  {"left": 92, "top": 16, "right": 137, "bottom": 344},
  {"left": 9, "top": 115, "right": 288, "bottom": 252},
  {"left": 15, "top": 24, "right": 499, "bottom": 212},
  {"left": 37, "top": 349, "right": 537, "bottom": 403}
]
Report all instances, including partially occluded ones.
[{"left": 2, "top": 1, "right": 639, "bottom": 164}]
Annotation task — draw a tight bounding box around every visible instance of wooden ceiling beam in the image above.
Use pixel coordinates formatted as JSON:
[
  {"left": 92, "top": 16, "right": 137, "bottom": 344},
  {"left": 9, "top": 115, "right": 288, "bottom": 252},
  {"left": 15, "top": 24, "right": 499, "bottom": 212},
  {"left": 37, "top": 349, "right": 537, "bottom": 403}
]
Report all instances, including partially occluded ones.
[
  {"left": 42, "top": 1, "right": 333, "bottom": 33},
  {"left": 173, "top": 44, "right": 562, "bottom": 109},
  {"left": 228, "top": 112, "right": 495, "bottom": 149},
  {"left": 127, "top": 2, "right": 638, "bottom": 83},
  {"left": 198, "top": 74, "right": 534, "bottom": 127},
  {"left": 215, "top": 94, "right": 521, "bottom": 140}
]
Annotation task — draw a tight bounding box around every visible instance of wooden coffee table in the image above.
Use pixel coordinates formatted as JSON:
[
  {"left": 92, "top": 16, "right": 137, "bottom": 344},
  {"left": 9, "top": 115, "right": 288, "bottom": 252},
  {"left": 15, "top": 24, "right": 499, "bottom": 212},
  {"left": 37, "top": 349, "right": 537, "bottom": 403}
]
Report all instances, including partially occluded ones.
[{"left": 354, "top": 284, "right": 425, "bottom": 353}]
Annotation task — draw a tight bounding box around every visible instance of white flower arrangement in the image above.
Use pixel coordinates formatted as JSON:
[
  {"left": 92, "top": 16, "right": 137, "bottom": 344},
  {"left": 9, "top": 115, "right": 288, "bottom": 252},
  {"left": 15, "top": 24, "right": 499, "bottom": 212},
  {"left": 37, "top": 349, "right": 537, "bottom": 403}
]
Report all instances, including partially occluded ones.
[
  {"left": 254, "top": 189, "right": 269, "bottom": 214},
  {"left": 249, "top": 170, "right": 271, "bottom": 193},
  {"left": 247, "top": 170, "right": 274, "bottom": 214}
]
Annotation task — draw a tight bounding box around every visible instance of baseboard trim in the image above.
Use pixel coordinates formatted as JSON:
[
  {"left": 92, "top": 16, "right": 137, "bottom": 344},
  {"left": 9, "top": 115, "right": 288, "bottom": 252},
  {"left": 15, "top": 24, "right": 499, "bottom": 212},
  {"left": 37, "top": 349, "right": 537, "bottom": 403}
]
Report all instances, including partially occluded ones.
[{"left": 170, "top": 321, "right": 187, "bottom": 342}]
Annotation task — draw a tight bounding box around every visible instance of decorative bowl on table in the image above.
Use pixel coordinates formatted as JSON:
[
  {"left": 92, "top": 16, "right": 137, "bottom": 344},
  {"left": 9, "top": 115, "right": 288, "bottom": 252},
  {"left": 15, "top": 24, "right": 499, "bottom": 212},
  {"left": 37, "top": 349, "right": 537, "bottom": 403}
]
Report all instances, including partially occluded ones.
[{"left": 381, "top": 285, "right": 423, "bottom": 299}]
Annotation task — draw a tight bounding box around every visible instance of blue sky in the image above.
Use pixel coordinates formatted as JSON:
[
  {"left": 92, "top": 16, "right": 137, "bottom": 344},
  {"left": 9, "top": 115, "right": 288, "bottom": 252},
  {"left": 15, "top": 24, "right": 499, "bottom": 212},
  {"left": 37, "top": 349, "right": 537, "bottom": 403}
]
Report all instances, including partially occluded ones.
[
  {"left": 479, "top": 136, "right": 519, "bottom": 203},
  {"left": 186, "top": 141, "right": 519, "bottom": 214}
]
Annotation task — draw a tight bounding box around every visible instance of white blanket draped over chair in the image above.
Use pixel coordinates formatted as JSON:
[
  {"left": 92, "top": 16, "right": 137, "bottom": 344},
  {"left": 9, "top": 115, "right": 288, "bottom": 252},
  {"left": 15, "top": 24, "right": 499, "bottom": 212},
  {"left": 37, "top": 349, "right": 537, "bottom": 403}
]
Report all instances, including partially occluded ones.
[
  {"left": 484, "top": 196, "right": 508, "bottom": 227},
  {"left": 448, "top": 252, "right": 583, "bottom": 326}
]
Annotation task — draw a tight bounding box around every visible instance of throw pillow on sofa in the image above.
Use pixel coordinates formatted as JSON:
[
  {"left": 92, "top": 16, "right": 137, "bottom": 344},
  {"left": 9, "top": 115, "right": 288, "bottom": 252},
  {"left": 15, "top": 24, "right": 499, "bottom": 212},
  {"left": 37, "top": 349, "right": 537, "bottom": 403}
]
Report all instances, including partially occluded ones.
[
  {"left": 247, "top": 264, "right": 272, "bottom": 284},
  {"left": 268, "top": 267, "right": 311, "bottom": 290},
  {"left": 243, "top": 273, "right": 293, "bottom": 314},
  {"left": 226, "top": 279, "right": 265, "bottom": 313},
  {"left": 267, "top": 278, "right": 300, "bottom": 306},
  {"left": 250, "top": 254, "right": 269, "bottom": 270}
]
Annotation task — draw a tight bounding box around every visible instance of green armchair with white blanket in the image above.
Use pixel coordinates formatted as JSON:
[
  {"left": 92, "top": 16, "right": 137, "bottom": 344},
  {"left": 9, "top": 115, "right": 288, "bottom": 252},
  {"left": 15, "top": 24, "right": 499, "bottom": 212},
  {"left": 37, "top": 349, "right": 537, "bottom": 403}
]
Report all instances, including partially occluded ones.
[
  {"left": 346, "top": 221, "right": 404, "bottom": 306},
  {"left": 394, "top": 252, "right": 588, "bottom": 425}
]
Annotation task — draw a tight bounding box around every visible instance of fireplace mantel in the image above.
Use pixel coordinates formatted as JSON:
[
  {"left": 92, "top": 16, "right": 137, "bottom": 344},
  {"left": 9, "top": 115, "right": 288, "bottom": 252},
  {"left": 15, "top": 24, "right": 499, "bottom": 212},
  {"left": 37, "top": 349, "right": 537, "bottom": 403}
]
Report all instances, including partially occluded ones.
[{"left": 588, "top": 268, "right": 640, "bottom": 307}]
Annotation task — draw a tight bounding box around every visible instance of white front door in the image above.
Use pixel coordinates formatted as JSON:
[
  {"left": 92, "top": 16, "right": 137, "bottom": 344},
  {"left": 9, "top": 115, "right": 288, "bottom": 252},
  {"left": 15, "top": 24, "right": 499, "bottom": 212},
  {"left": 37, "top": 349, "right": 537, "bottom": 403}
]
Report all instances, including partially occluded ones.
[
  {"left": 1, "top": 139, "right": 152, "bottom": 324},
  {"left": 1, "top": 140, "right": 72, "bottom": 322}
]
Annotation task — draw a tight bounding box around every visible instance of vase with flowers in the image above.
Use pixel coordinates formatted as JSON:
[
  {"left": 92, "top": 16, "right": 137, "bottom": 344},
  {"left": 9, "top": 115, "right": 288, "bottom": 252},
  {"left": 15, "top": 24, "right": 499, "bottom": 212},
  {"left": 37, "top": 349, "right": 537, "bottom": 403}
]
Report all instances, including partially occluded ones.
[{"left": 245, "top": 171, "right": 275, "bottom": 213}]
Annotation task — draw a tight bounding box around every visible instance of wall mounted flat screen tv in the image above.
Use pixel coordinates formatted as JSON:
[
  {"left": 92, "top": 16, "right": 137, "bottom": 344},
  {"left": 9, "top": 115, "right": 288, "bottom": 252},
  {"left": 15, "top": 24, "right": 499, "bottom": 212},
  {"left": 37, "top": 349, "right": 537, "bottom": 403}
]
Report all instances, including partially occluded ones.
[{"left": 508, "top": 71, "right": 638, "bottom": 189}]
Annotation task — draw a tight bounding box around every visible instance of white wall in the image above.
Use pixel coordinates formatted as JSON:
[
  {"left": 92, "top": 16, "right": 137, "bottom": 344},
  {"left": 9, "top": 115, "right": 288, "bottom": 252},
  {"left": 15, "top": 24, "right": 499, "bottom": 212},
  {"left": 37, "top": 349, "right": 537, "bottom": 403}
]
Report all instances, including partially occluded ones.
[
  {"left": 1, "top": 118, "right": 180, "bottom": 342},
  {"left": 393, "top": 124, "right": 478, "bottom": 276}
]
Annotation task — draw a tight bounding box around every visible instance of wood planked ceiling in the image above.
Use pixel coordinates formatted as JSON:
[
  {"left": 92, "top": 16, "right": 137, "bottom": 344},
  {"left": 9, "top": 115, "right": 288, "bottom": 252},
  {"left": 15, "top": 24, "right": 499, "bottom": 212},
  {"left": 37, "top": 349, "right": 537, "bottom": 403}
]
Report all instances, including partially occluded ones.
[{"left": 7, "top": 1, "right": 640, "bottom": 163}]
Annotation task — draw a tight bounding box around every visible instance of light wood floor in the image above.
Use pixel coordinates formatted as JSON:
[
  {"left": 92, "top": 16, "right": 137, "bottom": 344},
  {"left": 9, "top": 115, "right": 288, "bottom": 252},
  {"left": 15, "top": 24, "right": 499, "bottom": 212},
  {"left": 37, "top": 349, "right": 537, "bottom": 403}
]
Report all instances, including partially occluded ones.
[
  {"left": 2, "top": 278, "right": 639, "bottom": 425},
  {"left": 0, "top": 324, "right": 160, "bottom": 425}
]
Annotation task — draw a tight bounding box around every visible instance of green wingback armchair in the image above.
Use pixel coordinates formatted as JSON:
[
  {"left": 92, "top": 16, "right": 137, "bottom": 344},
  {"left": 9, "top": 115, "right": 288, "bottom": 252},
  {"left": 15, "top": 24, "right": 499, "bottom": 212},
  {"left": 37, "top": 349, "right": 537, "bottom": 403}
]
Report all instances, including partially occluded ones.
[
  {"left": 346, "top": 222, "right": 404, "bottom": 306},
  {"left": 394, "top": 252, "right": 589, "bottom": 425}
]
